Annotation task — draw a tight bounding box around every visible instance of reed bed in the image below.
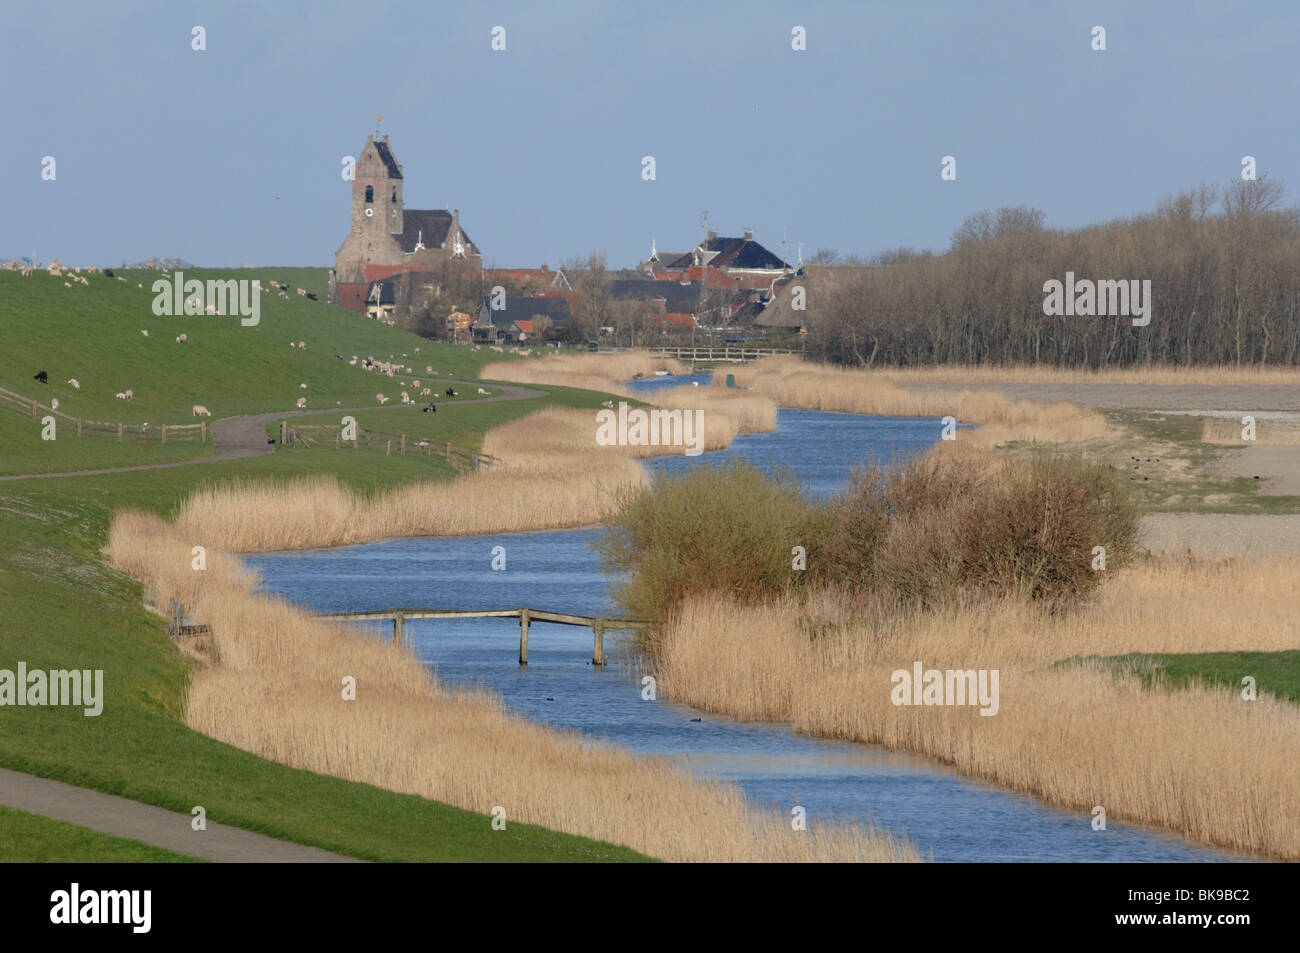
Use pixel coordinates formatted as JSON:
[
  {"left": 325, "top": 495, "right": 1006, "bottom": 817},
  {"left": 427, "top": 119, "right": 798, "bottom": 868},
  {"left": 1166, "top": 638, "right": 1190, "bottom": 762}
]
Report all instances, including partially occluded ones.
[
  {"left": 1202, "top": 416, "right": 1300, "bottom": 445},
  {"left": 104, "top": 509, "right": 917, "bottom": 863},
  {"left": 481, "top": 351, "right": 685, "bottom": 396},
  {"left": 723, "top": 356, "right": 1110, "bottom": 445},
  {"left": 651, "top": 571, "right": 1300, "bottom": 859}
]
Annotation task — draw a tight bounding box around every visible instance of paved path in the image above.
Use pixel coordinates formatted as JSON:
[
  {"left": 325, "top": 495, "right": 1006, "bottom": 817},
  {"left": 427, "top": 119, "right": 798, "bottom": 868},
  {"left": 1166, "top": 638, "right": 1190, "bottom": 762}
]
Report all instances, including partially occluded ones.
[
  {"left": 0, "top": 767, "right": 361, "bottom": 862},
  {"left": 0, "top": 381, "right": 546, "bottom": 482}
]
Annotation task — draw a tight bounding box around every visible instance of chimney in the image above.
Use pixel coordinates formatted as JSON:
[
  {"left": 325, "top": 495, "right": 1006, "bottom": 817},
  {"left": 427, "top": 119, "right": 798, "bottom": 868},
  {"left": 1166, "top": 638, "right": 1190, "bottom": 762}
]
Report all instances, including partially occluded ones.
[
  {"left": 743, "top": 228, "right": 753, "bottom": 241},
  {"left": 707, "top": 229, "right": 717, "bottom": 241}
]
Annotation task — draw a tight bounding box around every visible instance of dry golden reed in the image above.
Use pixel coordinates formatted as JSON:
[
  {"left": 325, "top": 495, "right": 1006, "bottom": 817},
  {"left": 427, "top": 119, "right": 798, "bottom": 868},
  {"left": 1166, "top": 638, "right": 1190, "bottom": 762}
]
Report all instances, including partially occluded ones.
[
  {"left": 650, "top": 559, "right": 1300, "bottom": 859},
  {"left": 723, "top": 356, "right": 1109, "bottom": 445},
  {"left": 1201, "top": 416, "right": 1300, "bottom": 445},
  {"left": 103, "top": 509, "right": 916, "bottom": 863}
]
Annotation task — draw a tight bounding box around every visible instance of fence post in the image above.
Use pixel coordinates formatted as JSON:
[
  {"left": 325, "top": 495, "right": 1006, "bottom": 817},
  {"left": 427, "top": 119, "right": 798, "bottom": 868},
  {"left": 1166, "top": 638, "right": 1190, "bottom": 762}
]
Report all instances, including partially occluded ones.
[
  {"left": 393, "top": 613, "right": 404, "bottom": 650},
  {"left": 31, "top": 400, "right": 37, "bottom": 419},
  {"left": 445, "top": 442, "right": 452, "bottom": 465},
  {"left": 161, "top": 424, "right": 167, "bottom": 444},
  {"left": 280, "top": 420, "right": 287, "bottom": 445},
  {"left": 386, "top": 439, "right": 391, "bottom": 456},
  {"left": 518, "top": 609, "right": 529, "bottom": 666},
  {"left": 592, "top": 619, "right": 605, "bottom": 667},
  {"left": 117, "top": 422, "right": 123, "bottom": 442},
  {"left": 401, "top": 434, "right": 406, "bottom": 455},
  {"left": 200, "top": 421, "right": 206, "bottom": 443},
  {"left": 335, "top": 430, "right": 340, "bottom": 449},
  {"left": 77, "top": 418, "right": 82, "bottom": 437}
]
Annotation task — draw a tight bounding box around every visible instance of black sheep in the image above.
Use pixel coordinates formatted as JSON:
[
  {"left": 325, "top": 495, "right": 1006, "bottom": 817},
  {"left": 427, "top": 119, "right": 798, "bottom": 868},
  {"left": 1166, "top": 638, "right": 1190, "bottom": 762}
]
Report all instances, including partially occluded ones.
[
  {"left": 444, "top": 387, "right": 456, "bottom": 398},
  {"left": 305, "top": 292, "right": 318, "bottom": 301},
  {"left": 33, "top": 371, "right": 48, "bottom": 384},
  {"left": 104, "top": 269, "right": 115, "bottom": 278},
  {"left": 423, "top": 403, "right": 437, "bottom": 413}
]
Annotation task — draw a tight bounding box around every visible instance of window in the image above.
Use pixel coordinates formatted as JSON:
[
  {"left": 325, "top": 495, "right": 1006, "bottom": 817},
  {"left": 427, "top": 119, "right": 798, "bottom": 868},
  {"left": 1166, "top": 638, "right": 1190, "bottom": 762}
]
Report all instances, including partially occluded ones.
[
  {"left": 391, "top": 189, "right": 397, "bottom": 203},
  {"left": 364, "top": 186, "right": 374, "bottom": 203}
]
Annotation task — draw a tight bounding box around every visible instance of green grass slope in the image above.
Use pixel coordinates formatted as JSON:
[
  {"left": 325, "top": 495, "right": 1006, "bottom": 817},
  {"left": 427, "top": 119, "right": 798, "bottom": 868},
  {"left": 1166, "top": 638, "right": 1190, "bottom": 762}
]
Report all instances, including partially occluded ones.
[{"left": 0, "top": 805, "right": 203, "bottom": 863}]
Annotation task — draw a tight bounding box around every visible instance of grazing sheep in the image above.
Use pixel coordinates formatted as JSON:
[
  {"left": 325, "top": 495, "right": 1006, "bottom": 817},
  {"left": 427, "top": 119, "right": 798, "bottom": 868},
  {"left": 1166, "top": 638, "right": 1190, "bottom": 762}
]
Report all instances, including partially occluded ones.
[
  {"left": 601, "top": 400, "right": 614, "bottom": 409},
  {"left": 67, "top": 378, "right": 80, "bottom": 389},
  {"left": 444, "top": 387, "right": 457, "bottom": 398},
  {"left": 519, "top": 349, "right": 531, "bottom": 356},
  {"left": 33, "top": 371, "right": 48, "bottom": 383},
  {"left": 349, "top": 358, "right": 358, "bottom": 366},
  {"left": 299, "top": 383, "right": 308, "bottom": 389},
  {"left": 296, "top": 288, "right": 306, "bottom": 296},
  {"left": 425, "top": 365, "right": 433, "bottom": 374},
  {"left": 376, "top": 394, "right": 389, "bottom": 405},
  {"left": 489, "top": 346, "right": 504, "bottom": 353},
  {"left": 176, "top": 333, "right": 187, "bottom": 343},
  {"left": 124, "top": 389, "right": 134, "bottom": 400},
  {"left": 50, "top": 398, "right": 59, "bottom": 411},
  {"left": 192, "top": 405, "right": 211, "bottom": 416},
  {"left": 295, "top": 397, "right": 306, "bottom": 409},
  {"left": 423, "top": 404, "right": 436, "bottom": 413},
  {"left": 297, "top": 341, "right": 305, "bottom": 350},
  {"left": 477, "top": 387, "right": 489, "bottom": 395},
  {"left": 420, "top": 388, "right": 431, "bottom": 397},
  {"left": 115, "top": 392, "right": 127, "bottom": 400},
  {"left": 141, "top": 329, "right": 149, "bottom": 337},
  {"left": 400, "top": 393, "right": 411, "bottom": 405},
  {"left": 104, "top": 269, "right": 114, "bottom": 278},
  {"left": 204, "top": 304, "right": 218, "bottom": 314},
  {"left": 64, "top": 282, "right": 71, "bottom": 288}
]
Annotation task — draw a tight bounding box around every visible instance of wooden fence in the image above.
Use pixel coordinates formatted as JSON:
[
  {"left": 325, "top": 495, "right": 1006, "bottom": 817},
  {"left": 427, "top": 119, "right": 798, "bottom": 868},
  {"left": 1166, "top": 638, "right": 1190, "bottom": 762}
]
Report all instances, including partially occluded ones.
[
  {"left": 644, "top": 346, "right": 803, "bottom": 362},
  {"left": 278, "top": 421, "right": 499, "bottom": 472},
  {"left": 0, "top": 385, "right": 207, "bottom": 444}
]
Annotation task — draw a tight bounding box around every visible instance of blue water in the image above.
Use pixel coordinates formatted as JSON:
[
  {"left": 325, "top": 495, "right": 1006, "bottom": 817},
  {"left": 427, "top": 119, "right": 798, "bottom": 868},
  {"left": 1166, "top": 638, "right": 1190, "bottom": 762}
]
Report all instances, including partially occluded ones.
[{"left": 245, "top": 389, "right": 1251, "bottom": 862}]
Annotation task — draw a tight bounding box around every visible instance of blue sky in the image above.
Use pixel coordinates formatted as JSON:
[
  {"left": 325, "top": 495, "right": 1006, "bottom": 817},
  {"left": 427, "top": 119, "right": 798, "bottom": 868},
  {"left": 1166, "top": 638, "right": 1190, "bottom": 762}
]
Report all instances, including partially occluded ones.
[{"left": 3, "top": 1, "right": 1296, "bottom": 269}]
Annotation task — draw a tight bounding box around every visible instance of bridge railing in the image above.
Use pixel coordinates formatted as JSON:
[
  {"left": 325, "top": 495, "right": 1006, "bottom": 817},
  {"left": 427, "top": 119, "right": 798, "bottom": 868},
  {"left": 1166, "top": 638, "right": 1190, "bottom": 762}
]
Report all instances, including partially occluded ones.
[{"left": 315, "top": 607, "right": 651, "bottom": 666}]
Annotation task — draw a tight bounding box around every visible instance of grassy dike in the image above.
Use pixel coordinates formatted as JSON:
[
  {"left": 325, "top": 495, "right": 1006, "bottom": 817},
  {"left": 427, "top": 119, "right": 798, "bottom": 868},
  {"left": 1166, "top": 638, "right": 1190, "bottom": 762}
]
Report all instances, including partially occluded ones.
[{"left": 0, "top": 269, "right": 651, "bottom": 861}]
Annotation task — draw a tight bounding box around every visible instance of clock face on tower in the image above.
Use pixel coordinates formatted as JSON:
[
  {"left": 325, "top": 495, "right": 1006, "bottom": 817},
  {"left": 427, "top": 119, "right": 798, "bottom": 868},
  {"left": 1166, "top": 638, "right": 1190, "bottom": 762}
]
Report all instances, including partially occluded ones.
[{"left": 365, "top": 208, "right": 374, "bottom": 218}]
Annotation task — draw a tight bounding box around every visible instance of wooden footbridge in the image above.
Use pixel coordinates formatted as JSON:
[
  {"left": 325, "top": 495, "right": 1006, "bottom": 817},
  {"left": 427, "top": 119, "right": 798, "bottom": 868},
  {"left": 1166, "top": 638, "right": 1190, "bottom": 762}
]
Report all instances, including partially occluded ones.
[{"left": 312, "top": 607, "right": 651, "bottom": 666}]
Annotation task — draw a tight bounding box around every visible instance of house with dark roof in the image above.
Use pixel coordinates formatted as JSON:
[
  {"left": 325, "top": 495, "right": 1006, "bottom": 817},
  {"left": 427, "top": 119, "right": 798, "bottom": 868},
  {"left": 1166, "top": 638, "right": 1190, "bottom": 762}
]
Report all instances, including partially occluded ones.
[
  {"left": 474, "top": 296, "right": 572, "bottom": 342},
  {"left": 332, "top": 133, "right": 482, "bottom": 313},
  {"left": 755, "top": 264, "right": 879, "bottom": 334}
]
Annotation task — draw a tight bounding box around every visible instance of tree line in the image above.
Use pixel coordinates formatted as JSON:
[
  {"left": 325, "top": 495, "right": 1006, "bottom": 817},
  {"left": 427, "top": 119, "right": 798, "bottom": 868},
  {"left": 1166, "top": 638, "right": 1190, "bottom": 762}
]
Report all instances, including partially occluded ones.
[{"left": 807, "top": 177, "right": 1300, "bottom": 367}]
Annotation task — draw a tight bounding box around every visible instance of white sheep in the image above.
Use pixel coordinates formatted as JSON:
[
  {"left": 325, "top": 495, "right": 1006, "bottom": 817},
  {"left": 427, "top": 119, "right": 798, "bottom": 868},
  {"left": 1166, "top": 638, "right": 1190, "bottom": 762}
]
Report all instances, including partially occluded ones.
[
  {"left": 51, "top": 398, "right": 59, "bottom": 410},
  {"left": 295, "top": 397, "right": 307, "bottom": 409},
  {"left": 348, "top": 358, "right": 358, "bottom": 366},
  {"left": 299, "top": 383, "right": 308, "bottom": 389},
  {"left": 176, "top": 333, "right": 187, "bottom": 343},
  {"left": 425, "top": 365, "right": 433, "bottom": 373},
  {"left": 124, "top": 389, "right": 134, "bottom": 400},
  {"left": 140, "top": 329, "right": 149, "bottom": 337},
  {"left": 115, "top": 392, "right": 127, "bottom": 400},
  {"left": 477, "top": 387, "right": 489, "bottom": 395},
  {"left": 298, "top": 341, "right": 306, "bottom": 350},
  {"left": 376, "top": 394, "right": 389, "bottom": 405},
  {"left": 420, "top": 387, "right": 431, "bottom": 397},
  {"left": 66, "top": 378, "right": 80, "bottom": 389},
  {"left": 192, "top": 405, "right": 211, "bottom": 416},
  {"left": 64, "top": 281, "right": 71, "bottom": 288}
]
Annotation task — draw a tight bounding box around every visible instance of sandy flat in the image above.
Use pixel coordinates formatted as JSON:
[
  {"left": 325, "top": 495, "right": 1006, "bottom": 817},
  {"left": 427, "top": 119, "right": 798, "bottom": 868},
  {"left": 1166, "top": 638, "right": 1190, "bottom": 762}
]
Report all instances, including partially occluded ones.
[
  {"left": 1141, "top": 513, "right": 1300, "bottom": 558},
  {"left": 899, "top": 381, "right": 1300, "bottom": 411},
  {"left": 1205, "top": 445, "right": 1300, "bottom": 495}
]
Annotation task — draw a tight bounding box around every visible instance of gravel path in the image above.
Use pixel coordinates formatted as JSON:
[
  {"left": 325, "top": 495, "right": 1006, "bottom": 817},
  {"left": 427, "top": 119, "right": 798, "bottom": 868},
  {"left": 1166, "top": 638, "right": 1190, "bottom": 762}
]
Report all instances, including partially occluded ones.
[
  {"left": 0, "top": 381, "right": 546, "bottom": 482},
  {"left": 1141, "top": 513, "right": 1300, "bottom": 558},
  {"left": 0, "top": 767, "right": 361, "bottom": 862}
]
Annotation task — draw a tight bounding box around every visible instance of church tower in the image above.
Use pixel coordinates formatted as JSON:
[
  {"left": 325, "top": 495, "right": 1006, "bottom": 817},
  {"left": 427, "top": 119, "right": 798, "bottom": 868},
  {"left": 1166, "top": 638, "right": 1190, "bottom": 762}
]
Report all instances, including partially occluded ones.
[{"left": 351, "top": 134, "right": 404, "bottom": 237}]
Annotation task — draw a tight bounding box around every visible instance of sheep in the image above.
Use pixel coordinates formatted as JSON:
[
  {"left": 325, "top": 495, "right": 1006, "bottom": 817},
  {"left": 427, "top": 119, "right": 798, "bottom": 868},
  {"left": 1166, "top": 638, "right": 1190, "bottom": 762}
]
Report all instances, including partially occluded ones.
[
  {"left": 124, "top": 389, "right": 134, "bottom": 400},
  {"left": 601, "top": 400, "right": 614, "bottom": 409},
  {"left": 420, "top": 388, "right": 431, "bottom": 397},
  {"left": 349, "top": 358, "right": 358, "bottom": 366},
  {"left": 305, "top": 292, "right": 318, "bottom": 301},
  {"left": 64, "top": 281, "right": 71, "bottom": 288},
  {"left": 423, "top": 404, "right": 436, "bottom": 413},
  {"left": 376, "top": 393, "right": 389, "bottom": 405},
  {"left": 489, "top": 346, "right": 504, "bottom": 354},
  {"left": 519, "top": 349, "right": 531, "bottom": 356},
  {"left": 425, "top": 365, "right": 433, "bottom": 373},
  {"left": 50, "top": 398, "right": 59, "bottom": 411},
  {"left": 104, "top": 269, "right": 114, "bottom": 278},
  {"left": 444, "top": 387, "right": 457, "bottom": 398},
  {"left": 141, "top": 329, "right": 149, "bottom": 337},
  {"left": 400, "top": 393, "right": 411, "bottom": 405},
  {"left": 175, "top": 333, "right": 187, "bottom": 343},
  {"left": 477, "top": 387, "right": 489, "bottom": 395},
  {"left": 33, "top": 371, "right": 48, "bottom": 384},
  {"left": 20, "top": 266, "right": 32, "bottom": 277},
  {"left": 204, "top": 304, "right": 217, "bottom": 314},
  {"left": 66, "top": 378, "right": 80, "bottom": 389},
  {"left": 296, "top": 288, "right": 306, "bottom": 296},
  {"left": 295, "top": 397, "right": 307, "bottom": 409},
  {"left": 115, "top": 392, "right": 127, "bottom": 400},
  {"left": 297, "top": 341, "right": 305, "bottom": 350},
  {"left": 192, "top": 405, "right": 211, "bottom": 416},
  {"left": 299, "top": 383, "right": 308, "bottom": 389}
]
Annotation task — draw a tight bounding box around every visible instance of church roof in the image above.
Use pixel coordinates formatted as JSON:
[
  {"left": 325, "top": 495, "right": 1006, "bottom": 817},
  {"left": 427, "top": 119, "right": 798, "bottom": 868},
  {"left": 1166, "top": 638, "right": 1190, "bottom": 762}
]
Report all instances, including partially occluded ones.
[
  {"left": 398, "top": 210, "right": 474, "bottom": 255},
  {"left": 373, "top": 139, "right": 403, "bottom": 179},
  {"left": 664, "top": 237, "right": 787, "bottom": 271}
]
